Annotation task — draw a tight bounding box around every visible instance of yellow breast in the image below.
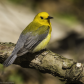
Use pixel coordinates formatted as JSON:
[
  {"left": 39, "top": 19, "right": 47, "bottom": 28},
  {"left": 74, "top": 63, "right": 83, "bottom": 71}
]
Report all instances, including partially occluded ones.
[{"left": 33, "top": 33, "right": 51, "bottom": 52}]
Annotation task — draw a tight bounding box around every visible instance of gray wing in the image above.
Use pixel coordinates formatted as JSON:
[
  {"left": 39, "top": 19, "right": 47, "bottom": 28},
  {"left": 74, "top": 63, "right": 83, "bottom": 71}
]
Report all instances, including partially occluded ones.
[
  {"left": 17, "top": 25, "right": 49, "bottom": 56},
  {"left": 12, "top": 33, "right": 30, "bottom": 55}
]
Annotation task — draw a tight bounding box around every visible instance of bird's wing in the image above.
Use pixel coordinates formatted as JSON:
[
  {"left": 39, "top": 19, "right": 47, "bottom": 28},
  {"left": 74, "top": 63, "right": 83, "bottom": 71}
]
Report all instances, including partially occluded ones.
[
  {"left": 11, "top": 33, "right": 30, "bottom": 55},
  {"left": 17, "top": 25, "right": 49, "bottom": 56}
]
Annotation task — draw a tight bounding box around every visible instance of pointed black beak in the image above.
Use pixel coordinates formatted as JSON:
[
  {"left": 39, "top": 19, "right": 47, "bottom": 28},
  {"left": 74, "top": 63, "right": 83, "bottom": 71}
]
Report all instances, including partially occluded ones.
[{"left": 47, "top": 16, "right": 53, "bottom": 19}]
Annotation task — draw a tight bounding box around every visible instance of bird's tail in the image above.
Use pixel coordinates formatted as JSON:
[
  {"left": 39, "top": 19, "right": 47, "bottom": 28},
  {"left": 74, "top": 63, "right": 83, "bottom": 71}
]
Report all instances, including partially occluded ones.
[{"left": 3, "top": 54, "right": 17, "bottom": 67}]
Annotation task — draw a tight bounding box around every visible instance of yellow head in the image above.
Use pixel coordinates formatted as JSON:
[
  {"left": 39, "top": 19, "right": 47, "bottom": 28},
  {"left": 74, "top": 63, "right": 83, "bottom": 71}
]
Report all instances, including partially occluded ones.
[{"left": 33, "top": 12, "right": 53, "bottom": 25}]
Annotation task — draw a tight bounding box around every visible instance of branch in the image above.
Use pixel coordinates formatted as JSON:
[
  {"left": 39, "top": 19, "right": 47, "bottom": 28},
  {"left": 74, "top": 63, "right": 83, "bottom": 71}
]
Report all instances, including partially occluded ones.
[{"left": 0, "top": 42, "right": 84, "bottom": 83}]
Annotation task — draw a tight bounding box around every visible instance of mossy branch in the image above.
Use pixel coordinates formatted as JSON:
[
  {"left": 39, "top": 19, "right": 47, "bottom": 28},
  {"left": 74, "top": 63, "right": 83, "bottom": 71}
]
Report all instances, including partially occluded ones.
[{"left": 0, "top": 42, "right": 84, "bottom": 83}]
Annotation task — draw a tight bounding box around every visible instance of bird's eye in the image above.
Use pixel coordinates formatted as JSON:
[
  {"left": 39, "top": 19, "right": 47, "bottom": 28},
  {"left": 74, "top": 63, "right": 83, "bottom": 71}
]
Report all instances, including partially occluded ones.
[{"left": 40, "top": 16, "right": 43, "bottom": 19}]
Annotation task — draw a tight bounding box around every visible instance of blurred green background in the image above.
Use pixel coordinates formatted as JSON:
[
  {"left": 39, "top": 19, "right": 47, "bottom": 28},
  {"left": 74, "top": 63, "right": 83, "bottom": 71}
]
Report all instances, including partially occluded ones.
[{"left": 0, "top": 0, "right": 84, "bottom": 84}]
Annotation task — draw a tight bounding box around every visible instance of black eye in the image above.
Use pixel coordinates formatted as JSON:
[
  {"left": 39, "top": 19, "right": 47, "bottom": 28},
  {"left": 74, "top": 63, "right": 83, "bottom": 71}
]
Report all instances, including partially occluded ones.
[{"left": 40, "top": 16, "right": 43, "bottom": 19}]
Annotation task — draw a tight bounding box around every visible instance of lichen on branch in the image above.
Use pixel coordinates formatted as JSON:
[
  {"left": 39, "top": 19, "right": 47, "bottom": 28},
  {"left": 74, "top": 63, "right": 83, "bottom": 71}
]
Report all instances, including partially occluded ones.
[{"left": 0, "top": 42, "right": 84, "bottom": 83}]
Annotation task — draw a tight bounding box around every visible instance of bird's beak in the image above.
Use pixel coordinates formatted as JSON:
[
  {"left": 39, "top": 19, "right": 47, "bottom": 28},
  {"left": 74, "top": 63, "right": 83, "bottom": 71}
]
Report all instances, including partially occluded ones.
[{"left": 47, "top": 16, "right": 53, "bottom": 19}]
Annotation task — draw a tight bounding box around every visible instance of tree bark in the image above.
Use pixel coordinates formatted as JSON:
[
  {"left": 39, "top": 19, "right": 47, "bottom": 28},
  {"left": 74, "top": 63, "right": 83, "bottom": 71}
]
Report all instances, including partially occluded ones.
[{"left": 0, "top": 42, "right": 84, "bottom": 83}]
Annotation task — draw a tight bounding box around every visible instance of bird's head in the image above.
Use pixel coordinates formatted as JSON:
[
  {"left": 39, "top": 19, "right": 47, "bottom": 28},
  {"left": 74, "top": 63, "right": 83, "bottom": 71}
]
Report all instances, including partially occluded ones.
[{"left": 33, "top": 12, "right": 53, "bottom": 25}]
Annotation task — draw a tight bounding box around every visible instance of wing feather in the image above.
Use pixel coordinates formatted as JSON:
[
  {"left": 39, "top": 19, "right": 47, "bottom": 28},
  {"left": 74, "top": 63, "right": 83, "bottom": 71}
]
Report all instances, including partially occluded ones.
[{"left": 17, "top": 26, "right": 49, "bottom": 56}]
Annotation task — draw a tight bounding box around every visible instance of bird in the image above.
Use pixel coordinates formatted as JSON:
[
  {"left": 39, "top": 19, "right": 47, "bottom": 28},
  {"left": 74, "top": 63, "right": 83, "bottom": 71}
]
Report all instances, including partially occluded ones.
[{"left": 3, "top": 12, "right": 53, "bottom": 67}]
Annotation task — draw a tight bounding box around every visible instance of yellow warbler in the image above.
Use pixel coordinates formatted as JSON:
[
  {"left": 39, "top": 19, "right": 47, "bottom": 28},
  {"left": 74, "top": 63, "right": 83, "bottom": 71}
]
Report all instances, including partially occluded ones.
[{"left": 3, "top": 12, "right": 53, "bottom": 67}]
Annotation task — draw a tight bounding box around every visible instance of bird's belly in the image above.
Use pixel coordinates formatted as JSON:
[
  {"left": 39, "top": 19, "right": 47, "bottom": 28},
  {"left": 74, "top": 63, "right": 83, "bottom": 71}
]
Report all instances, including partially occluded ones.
[{"left": 33, "top": 33, "right": 51, "bottom": 52}]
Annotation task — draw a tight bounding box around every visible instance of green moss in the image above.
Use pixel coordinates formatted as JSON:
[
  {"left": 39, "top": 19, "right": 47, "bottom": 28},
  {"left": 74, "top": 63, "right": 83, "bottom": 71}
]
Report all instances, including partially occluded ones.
[
  {"left": 9, "top": 73, "right": 24, "bottom": 84},
  {"left": 0, "top": 42, "right": 15, "bottom": 46}
]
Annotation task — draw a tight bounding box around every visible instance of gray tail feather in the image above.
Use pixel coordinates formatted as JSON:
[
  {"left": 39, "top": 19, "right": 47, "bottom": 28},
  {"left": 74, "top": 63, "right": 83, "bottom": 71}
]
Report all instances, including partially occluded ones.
[{"left": 3, "top": 54, "right": 17, "bottom": 67}]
